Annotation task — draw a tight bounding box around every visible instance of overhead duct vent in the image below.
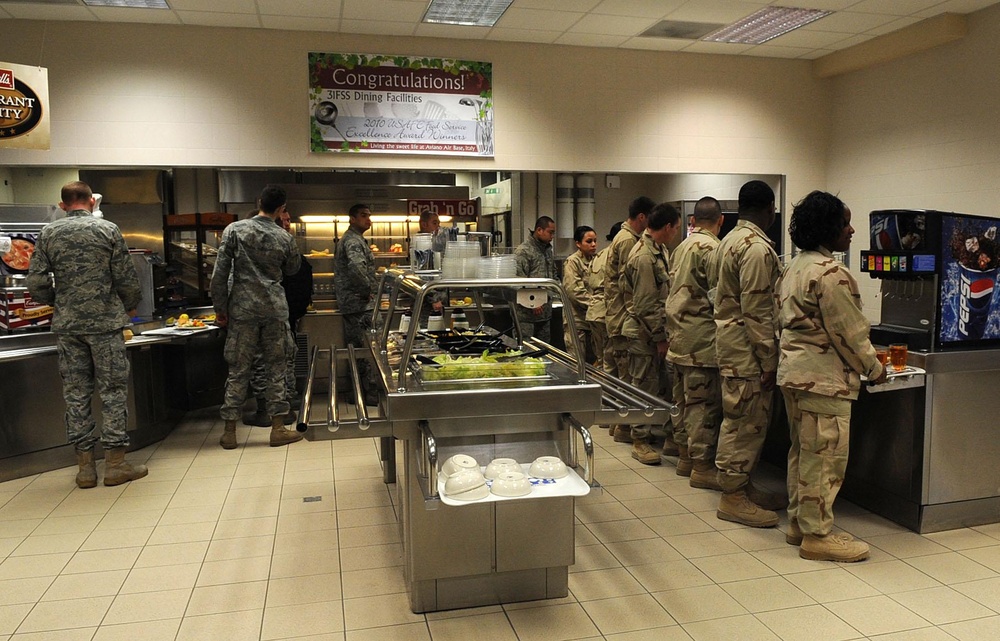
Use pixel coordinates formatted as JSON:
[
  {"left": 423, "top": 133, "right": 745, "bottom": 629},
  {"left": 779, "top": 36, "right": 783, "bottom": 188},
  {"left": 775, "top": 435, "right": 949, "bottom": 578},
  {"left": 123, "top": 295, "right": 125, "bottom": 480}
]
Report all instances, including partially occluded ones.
[{"left": 639, "top": 20, "right": 725, "bottom": 40}]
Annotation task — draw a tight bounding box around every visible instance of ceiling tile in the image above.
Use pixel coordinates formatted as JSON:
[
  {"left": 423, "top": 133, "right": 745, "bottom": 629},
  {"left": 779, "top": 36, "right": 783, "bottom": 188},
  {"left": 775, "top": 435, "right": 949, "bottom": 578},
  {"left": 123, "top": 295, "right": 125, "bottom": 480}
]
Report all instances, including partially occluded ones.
[
  {"left": 262, "top": 15, "right": 340, "bottom": 31},
  {"left": 864, "top": 15, "right": 921, "bottom": 36},
  {"left": 620, "top": 36, "right": 690, "bottom": 51},
  {"left": 591, "top": 0, "right": 686, "bottom": 19},
  {"left": 486, "top": 27, "right": 564, "bottom": 44},
  {"left": 848, "top": 0, "right": 942, "bottom": 16},
  {"left": 741, "top": 43, "right": 816, "bottom": 58},
  {"left": 342, "top": 0, "right": 426, "bottom": 22},
  {"left": 0, "top": 5, "right": 95, "bottom": 20},
  {"left": 515, "top": 0, "right": 602, "bottom": 10},
  {"left": 554, "top": 32, "right": 631, "bottom": 47},
  {"left": 89, "top": 7, "right": 181, "bottom": 24},
  {"left": 413, "top": 22, "right": 492, "bottom": 39},
  {"left": 929, "top": 0, "right": 1000, "bottom": 10},
  {"left": 801, "top": 10, "right": 897, "bottom": 33},
  {"left": 779, "top": 0, "right": 858, "bottom": 9},
  {"left": 169, "top": 0, "right": 256, "bottom": 12},
  {"left": 663, "top": 1, "right": 767, "bottom": 23},
  {"left": 568, "top": 13, "right": 655, "bottom": 35},
  {"left": 679, "top": 40, "right": 753, "bottom": 55},
  {"left": 339, "top": 18, "right": 416, "bottom": 36},
  {"left": 258, "top": 0, "right": 342, "bottom": 19},
  {"left": 769, "top": 26, "right": 853, "bottom": 48},
  {"left": 495, "top": 7, "right": 584, "bottom": 31},
  {"left": 176, "top": 10, "right": 260, "bottom": 28}
]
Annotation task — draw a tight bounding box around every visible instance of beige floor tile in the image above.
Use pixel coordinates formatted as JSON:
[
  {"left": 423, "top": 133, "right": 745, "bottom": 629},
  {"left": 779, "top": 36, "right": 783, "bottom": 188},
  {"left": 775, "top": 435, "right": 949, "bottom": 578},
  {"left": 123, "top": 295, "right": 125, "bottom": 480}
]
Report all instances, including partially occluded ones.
[
  {"left": 339, "top": 524, "right": 400, "bottom": 549},
  {"left": 940, "top": 615, "right": 1000, "bottom": 641},
  {"left": 596, "top": 469, "right": 649, "bottom": 487},
  {"left": 334, "top": 491, "right": 391, "bottom": 511},
  {"left": 63, "top": 547, "right": 141, "bottom": 574},
  {"left": 870, "top": 627, "right": 961, "bottom": 640},
  {"left": 575, "top": 523, "right": 600, "bottom": 547},
  {"left": 755, "top": 604, "right": 862, "bottom": 641},
  {"left": 344, "top": 592, "right": 424, "bottom": 630},
  {"left": 185, "top": 580, "right": 267, "bottom": 616},
  {"left": 627, "top": 559, "right": 713, "bottom": 593},
  {"left": 196, "top": 554, "right": 271, "bottom": 587},
  {"left": 603, "top": 625, "right": 693, "bottom": 640},
  {"left": 278, "top": 494, "right": 338, "bottom": 515},
  {"left": 204, "top": 534, "right": 275, "bottom": 562},
  {"left": 0, "top": 552, "right": 72, "bottom": 580},
  {"left": 31, "top": 514, "right": 102, "bottom": 537},
  {"left": 10, "top": 532, "right": 88, "bottom": 557},
  {"left": 6, "top": 627, "right": 96, "bottom": 641},
  {"left": 287, "top": 468, "right": 336, "bottom": 485},
  {"left": 156, "top": 505, "right": 223, "bottom": 526},
  {"left": 580, "top": 593, "right": 676, "bottom": 635},
  {"left": 277, "top": 510, "right": 339, "bottom": 533},
  {"left": 0, "top": 603, "right": 32, "bottom": 635},
  {"left": 835, "top": 512, "right": 911, "bottom": 539},
  {"left": 133, "top": 541, "right": 208, "bottom": 569},
  {"left": 333, "top": 454, "right": 379, "bottom": 469},
  {"left": 425, "top": 605, "right": 504, "bottom": 620},
  {"left": 905, "top": 551, "right": 998, "bottom": 585},
  {"left": 80, "top": 526, "right": 153, "bottom": 551},
  {"left": 604, "top": 482, "right": 665, "bottom": 502},
  {"left": 570, "top": 544, "right": 622, "bottom": 573},
  {"left": 120, "top": 561, "right": 201, "bottom": 594},
  {"left": 575, "top": 501, "right": 636, "bottom": 524},
  {"left": 167, "top": 490, "right": 229, "bottom": 509},
  {"left": 652, "top": 584, "right": 747, "bottom": 624},
  {"left": 584, "top": 519, "right": 658, "bottom": 544},
  {"left": 182, "top": 463, "right": 238, "bottom": 480},
  {"left": 664, "top": 531, "right": 743, "bottom": 559},
  {"left": 0, "top": 537, "right": 22, "bottom": 560},
  {"left": 117, "top": 479, "right": 181, "bottom": 497},
  {"left": 784, "top": 567, "right": 881, "bottom": 603},
  {"left": 103, "top": 588, "right": 191, "bottom": 625},
  {"left": 335, "top": 478, "right": 391, "bottom": 496},
  {"left": 17, "top": 595, "right": 113, "bottom": 632},
  {"left": 952, "top": 576, "right": 1000, "bottom": 611},
  {"left": 683, "top": 613, "right": 782, "bottom": 641},
  {"left": 94, "top": 509, "right": 162, "bottom": 531},
  {"left": 844, "top": 559, "right": 943, "bottom": 594},
  {"left": 0, "top": 577, "right": 54, "bottom": 606},
  {"left": 693, "top": 552, "right": 777, "bottom": 584},
  {"left": 91, "top": 618, "right": 181, "bottom": 641},
  {"left": 721, "top": 575, "right": 815, "bottom": 613},
  {"left": 958, "top": 544, "right": 1000, "bottom": 573},
  {"left": 889, "top": 586, "right": 995, "bottom": 625},
  {"left": 568, "top": 567, "right": 647, "bottom": 601},
  {"left": 824, "top": 595, "right": 931, "bottom": 637},
  {"left": 427, "top": 611, "right": 517, "bottom": 641},
  {"left": 505, "top": 602, "right": 600, "bottom": 641},
  {"left": 642, "top": 513, "right": 715, "bottom": 538},
  {"left": 620, "top": 496, "right": 688, "bottom": 519},
  {"left": 721, "top": 526, "right": 791, "bottom": 552},
  {"left": 751, "top": 547, "right": 834, "bottom": 575},
  {"left": 267, "top": 573, "right": 343, "bottom": 607},
  {"left": 926, "top": 528, "right": 1000, "bottom": 551},
  {"left": 867, "top": 532, "right": 952, "bottom": 559},
  {"left": 175, "top": 609, "right": 264, "bottom": 641},
  {"left": 670, "top": 491, "right": 724, "bottom": 514},
  {"left": 105, "top": 493, "right": 171, "bottom": 514},
  {"left": 219, "top": 499, "right": 280, "bottom": 520},
  {"left": 0, "top": 520, "right": 41, "bottom": 539},
  {"left": 341, "top": 565, "right": 406, "bottom": 598},
  {"left": 604, "top": 538, "right": 683, "bottom": 567},
  {"left": 271, "top": 550, "right": 341, "bottom": 579},
  {"left": 41, "top": 569, "right": 128, "bottom": 601}
]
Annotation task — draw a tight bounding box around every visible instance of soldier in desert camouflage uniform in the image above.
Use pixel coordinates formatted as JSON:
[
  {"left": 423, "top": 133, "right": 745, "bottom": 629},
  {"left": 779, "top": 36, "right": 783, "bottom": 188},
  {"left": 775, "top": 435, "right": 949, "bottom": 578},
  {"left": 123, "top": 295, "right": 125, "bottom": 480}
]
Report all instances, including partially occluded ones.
[
  {"left": 713, "top": 180, "right": 787, "bottom": 527},
  {"left": 27, "top": 181, "right": 147, "bottom": 488},
  {"left": 621, "top": 203, "right": 681, "bottom": 465},
  {"left": 562, "top": 225, "right": 597, "bottom": 359},
  {"left": 212, "top": 185, "right": 303, "bottom": 449},
  {"left": 665, "top": 196, "right": 724, "bottom": 483},
  {"left": 779, "top": 191, "right": 886, "bottom": 563},
  {"left": 514, "top": 216, "right": 556, "bottom": 342},
  {"left": 604, "top": 198, "right": 658, "bottom": 445},
  {"left": 585, "top": 225, "right": 617, "bottom": 370},
  {"left": 334, "top": 203, "right": 380, "bottom": 406}
]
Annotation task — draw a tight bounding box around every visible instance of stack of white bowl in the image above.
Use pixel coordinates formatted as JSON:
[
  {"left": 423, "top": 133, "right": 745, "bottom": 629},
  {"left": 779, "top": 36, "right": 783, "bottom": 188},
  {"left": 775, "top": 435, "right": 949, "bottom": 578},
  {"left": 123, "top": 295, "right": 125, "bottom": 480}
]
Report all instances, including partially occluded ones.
[
  {"left": 476, "top": 255, "right": 518, "bottom": 279},
  {"left": 441, "top": 240, "right": 482, "bottom": 279}
]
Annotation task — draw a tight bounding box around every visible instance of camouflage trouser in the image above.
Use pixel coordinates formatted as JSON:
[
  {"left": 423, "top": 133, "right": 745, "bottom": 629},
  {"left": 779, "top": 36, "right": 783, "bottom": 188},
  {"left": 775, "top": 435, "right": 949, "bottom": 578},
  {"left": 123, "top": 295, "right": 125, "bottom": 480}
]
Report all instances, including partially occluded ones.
[
  {"left": 782, "top": 388, "right": 852, "bottom": 537},
  {"left": 606, "top": 334, "right": 630, "bottom": 381},
  {"left": 220, "top": 319, "right": 290, "bottom": 421},
  {"left": 716, "top": 375, "right": 773, "bottom": 492},
  {"left": 563, "top": 319, "right": 589, "bottom": 362},
  {"left": 669, "top": 363, "right": 686, "bottom": 446},
  {"left": 626, "top": 341, "right": 664, "bottom": 442},
  {"left": 518, "top": 314, "right": 551, "bottom": 343},
  {"left": 590, "top": 318, "right": 607, "bottom": 370},
  {"left": 675, "top": 364, "right": 722, "bottom": 461},
  {"left": 249, "top": 329, "right": 297, "bottom": 404},
  {"left": 343, "top": 311, "right": 378, "bottom": 402},
  {"left": 56, "top": 331, "right": 130, "bottom": 451}
]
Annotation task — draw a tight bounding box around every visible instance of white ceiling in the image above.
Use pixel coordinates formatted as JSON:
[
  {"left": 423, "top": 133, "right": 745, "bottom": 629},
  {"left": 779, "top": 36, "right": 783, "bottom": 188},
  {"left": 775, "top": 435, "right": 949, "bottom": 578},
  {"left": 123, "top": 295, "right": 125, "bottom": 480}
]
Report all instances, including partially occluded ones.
[{"left": 0, "top": 0, "right": 998, "bottom": 59}]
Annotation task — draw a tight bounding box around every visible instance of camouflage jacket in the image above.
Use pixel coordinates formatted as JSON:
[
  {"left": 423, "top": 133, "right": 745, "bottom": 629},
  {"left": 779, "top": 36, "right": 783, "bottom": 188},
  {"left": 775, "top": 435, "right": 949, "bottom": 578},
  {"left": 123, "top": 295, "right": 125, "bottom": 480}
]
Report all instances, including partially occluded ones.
[
  {"left": 622, "top": 230, "right": 670, "bottom": 344},
  {"left": 515, "top": 233, "right": 555, "bottom": 321},
  {"left": 27, "top": 210, "right": 141, "bottom": 334},
  {"left": 585, "top": 246, "right": 608, "bottom": 323},
  {"left": 562, "top": 250, "right": 592, "bottom": 326},
  {"left": 666, "top": 228, "right": 720, "bottom": 367},
  {"left": 714, "top": 220, "right": 780, "bottom": 378},
  {"left": 603, "top": 220, "right": 642, "bottom": 337},
  {"left": 211, "top": 215, "right": 301, "bottom": 321},
  {"left": 777, "top": 247, "right": 883, "bottom": 400},
  {"left": 334, "top": 227, "right": 378, "bottom": 315}
]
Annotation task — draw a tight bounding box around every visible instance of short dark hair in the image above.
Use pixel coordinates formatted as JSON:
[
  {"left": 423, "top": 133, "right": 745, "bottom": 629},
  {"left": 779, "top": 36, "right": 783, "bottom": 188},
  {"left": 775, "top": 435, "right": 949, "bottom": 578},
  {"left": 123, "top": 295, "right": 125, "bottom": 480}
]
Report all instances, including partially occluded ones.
[
  {"left": 738, "top": 181, "right": 775, "bottom": 216},
  {"left": 693, "top": 196, "right": 722, "bottom": 223},
  {"left": 648, "top": 203, "right": 680, "bottom": 231},
  {"left": 61, "top": 181, "right": 92, "bottom": 207},
  {"left": 573, "top": 225, "right": 595, "bottom": 243},
  {"left": 789, "top": 191, "right": 848, "bottom": 252},
  {"left": 534, "top": 216, "right": 555, "bottom": 231},
  {"left": 607, "top": 222, "right": 622, "bottom": 241},
  {"left": 258, "top": 185, "right": 286, "bottom": 214},
  {"left": 349, "top": 203, "right": 370, "bottom": 217},
  {"left": 419, "top": 210, "right": 438, "bottom": 225},
  {"left": 628, "top": 196, "right": 656, "bottom": 220}
]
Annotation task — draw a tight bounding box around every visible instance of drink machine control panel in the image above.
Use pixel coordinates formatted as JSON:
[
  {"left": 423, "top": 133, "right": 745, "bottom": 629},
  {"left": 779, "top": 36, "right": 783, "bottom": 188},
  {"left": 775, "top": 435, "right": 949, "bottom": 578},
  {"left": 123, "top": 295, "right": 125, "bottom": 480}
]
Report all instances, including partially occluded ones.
[{"left": 860, "top": 251, "right": 936, "bottom": 278}]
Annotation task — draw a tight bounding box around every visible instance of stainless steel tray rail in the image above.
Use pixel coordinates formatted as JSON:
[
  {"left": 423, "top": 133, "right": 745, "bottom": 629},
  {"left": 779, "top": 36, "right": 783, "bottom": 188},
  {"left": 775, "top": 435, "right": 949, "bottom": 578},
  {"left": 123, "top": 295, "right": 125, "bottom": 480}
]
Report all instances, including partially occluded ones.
[{"left": 563, "top": 412, "right": 598, "bottom": 488}]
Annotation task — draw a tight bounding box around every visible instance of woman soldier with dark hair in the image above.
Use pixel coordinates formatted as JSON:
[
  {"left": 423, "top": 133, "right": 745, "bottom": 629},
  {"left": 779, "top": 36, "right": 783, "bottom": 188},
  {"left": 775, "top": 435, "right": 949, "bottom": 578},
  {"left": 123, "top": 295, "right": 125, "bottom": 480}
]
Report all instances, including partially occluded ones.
[{"left": 777, "top": 191, "right": 888, "bottom": 562}]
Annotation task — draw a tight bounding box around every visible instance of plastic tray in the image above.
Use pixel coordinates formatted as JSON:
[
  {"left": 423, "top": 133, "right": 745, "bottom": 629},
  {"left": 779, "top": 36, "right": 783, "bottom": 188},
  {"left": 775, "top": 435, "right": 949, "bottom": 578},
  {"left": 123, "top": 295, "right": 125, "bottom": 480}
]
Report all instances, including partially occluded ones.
[
  {"left": 438, "top": 463, "right": 591, "bottom": 506},
  {"left": 141, "top": 325, "right": 218, "bottom": 337}
]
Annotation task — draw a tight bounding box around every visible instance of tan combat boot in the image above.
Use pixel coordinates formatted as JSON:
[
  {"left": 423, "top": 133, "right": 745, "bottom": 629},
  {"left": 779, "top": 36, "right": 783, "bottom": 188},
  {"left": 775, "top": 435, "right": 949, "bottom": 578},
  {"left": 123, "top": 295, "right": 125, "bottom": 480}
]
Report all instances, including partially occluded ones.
[
  {"left": 608, "top": 425, "right": 616, "bottom": 437},
  {"left": 103, "top": 447, "right": 148, "bottom": 486},
  {"left": 786, "top": 517, "right": 803, "bottom": 545},
  {"left": 270, "top": 415, "right": 304, "bottom": 447},
  {"left": 631, "top": 440, "right": 661, "bottom": 465},
  {"left": 690, "top": 460, "right": 722, "bottom": 491},
  {"left": 612, "top": 426, "right": 631, "bottom": 443},
  {"left": 717, "top": 488, "right": 779, "bottom": 527},
  {"left": 673, "top": 444, "right": 693, "bottom": 477},
  {"left": 660, "top": 440, "right": 680, "bottom": 457},
  {"left": 747, "top": 481, "right": 789, "bottom": 511},
  {"left": 220, "top": 420, "right": 238, "bottom": 450},
  {"left": 75, "top": 449, "right": 97, "bottom": 489},
  {"left": 799, "top": 533, "right": 870, "bottom": 562}
]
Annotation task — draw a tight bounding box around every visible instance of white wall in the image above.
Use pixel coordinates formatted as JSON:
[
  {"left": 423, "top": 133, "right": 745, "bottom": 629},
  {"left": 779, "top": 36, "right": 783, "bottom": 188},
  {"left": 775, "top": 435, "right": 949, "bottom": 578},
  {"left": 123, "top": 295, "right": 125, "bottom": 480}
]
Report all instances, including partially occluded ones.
[{"left": 828, "top": 3, "right": 1000, "bottom": 320}]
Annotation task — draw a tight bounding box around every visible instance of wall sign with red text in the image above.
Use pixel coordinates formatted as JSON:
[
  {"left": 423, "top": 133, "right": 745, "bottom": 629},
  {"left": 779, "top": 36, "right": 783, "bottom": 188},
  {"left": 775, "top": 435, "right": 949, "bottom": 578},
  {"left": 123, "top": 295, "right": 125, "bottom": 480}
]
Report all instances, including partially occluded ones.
[{"left": 0, "top": 62, "right": 49, "bottom": 150}]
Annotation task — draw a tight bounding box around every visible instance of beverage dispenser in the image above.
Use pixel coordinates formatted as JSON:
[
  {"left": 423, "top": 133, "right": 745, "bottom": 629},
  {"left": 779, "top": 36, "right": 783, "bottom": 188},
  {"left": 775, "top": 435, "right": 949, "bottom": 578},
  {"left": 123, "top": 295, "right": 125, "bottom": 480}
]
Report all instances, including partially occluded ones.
[{"left": 862, "top": 209, "right": 1000, "bottom": 351}]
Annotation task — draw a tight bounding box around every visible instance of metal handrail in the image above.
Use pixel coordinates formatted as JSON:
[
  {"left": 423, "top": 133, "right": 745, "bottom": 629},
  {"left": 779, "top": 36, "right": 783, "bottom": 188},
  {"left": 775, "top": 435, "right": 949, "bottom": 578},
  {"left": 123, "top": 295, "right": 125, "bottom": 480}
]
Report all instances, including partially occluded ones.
[
  {"left": 297, "top": 344, "right": 319, "bottom": 433},
  {"left": 328, "top": 345, "right": 339, "bottom": 432},
  {"left": 563, "top": 413, "right": 597, "bottom": 488},
  {"left": 347, "top": 344, "right": 370, "bottom": 430}
]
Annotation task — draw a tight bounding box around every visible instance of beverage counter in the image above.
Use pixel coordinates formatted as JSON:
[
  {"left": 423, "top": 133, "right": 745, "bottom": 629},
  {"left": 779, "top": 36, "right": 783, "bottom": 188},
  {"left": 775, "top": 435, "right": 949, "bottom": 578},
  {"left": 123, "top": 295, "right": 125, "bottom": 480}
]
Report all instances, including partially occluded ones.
[{"left": 0, "top": 315, "right": 226, "bottom": 482}]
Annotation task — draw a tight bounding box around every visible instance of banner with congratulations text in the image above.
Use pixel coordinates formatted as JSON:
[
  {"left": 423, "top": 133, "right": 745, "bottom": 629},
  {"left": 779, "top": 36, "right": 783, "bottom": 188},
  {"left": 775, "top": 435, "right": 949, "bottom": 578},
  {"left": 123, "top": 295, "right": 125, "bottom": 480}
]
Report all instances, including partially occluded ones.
[
  {"left": 309, "top": 53, "right": 493, "bottom": 157},
  {"left": 0, "top": 62, "right": 49, "bottom": 150}
]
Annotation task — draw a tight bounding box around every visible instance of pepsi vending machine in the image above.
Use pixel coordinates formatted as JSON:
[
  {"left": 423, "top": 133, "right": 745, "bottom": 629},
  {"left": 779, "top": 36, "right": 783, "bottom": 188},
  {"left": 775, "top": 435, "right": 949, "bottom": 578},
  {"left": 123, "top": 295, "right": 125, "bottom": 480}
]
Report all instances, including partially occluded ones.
[{"left": 862, "top": 209, "right": 1000, "bottom": 351}]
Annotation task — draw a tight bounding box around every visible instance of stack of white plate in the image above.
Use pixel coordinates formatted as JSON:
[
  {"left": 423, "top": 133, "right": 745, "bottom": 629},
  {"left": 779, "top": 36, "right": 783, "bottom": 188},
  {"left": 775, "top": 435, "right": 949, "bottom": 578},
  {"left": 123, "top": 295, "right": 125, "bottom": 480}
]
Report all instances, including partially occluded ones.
[
  {"left": 476, "top": 255, "right": 517, "bottom": 279},
  {"left": 441, "top": 241, "right": 482, "bottom": 279}
]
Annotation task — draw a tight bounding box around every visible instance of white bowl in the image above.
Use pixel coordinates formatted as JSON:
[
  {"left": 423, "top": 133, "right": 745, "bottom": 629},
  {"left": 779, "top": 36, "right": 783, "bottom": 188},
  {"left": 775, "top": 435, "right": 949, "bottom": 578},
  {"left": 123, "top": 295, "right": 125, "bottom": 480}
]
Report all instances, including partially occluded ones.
[
  {"left": 443, "top": 469, "right": 489, "bottom": 501},
  {"left": 441, "top": 454, "right": 479, "bottom": 479},
  {"left": 491, "top": 471, "right": 531, "bottom": 497},
  {"left": 528, "top": 456, "right": 568, "bottom": 480},
  {"left": 484, "top": 457, "right": 520, "bottom": 480}
]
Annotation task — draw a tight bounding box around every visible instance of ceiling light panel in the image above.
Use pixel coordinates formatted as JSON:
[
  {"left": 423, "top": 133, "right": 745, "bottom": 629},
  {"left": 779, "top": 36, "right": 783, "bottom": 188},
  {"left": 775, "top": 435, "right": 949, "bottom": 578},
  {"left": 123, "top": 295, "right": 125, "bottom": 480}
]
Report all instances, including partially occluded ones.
[
  {"left": 423, "top": 0, "right": 513, "bottom": 27},
  {"left": 82, "top": 0, "right": 169, "bottom": 7},
  {"left": 702, "top": 6, "right": 832, "bottom": 45}
]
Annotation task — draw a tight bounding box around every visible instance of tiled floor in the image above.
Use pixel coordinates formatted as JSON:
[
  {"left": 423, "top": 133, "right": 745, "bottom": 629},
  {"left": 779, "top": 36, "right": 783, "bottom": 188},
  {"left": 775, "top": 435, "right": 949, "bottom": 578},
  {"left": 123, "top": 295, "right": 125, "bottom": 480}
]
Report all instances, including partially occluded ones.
[{"left": 2, "top": 411, "right": 1000, "bottom": 640}]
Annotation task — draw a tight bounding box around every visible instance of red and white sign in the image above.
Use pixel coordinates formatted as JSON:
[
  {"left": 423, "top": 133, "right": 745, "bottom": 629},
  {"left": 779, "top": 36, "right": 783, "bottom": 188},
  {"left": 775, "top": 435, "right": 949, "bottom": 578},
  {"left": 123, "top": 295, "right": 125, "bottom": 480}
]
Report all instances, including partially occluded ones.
[
  {"left": 0, "top": 61, "right": 49, "bottom": 150},
  {"left": 0, "top": 289, "right": 53, "bottom": 332}
]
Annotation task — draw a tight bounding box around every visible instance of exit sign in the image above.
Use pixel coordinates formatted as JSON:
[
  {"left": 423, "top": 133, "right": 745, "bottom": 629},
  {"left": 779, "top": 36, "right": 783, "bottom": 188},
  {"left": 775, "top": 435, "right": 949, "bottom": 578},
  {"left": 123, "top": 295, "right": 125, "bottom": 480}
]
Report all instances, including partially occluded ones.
[{"left": 484, "top": 187, "right": 499, "bottom": 194}]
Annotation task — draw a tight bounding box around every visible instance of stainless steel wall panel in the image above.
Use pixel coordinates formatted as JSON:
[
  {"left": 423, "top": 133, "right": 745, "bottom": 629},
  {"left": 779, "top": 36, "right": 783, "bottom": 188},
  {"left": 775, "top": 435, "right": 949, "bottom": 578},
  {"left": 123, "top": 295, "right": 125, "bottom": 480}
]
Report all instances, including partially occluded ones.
[{"left": 496, "top": 498, "right": 574, "bottom": 573}]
